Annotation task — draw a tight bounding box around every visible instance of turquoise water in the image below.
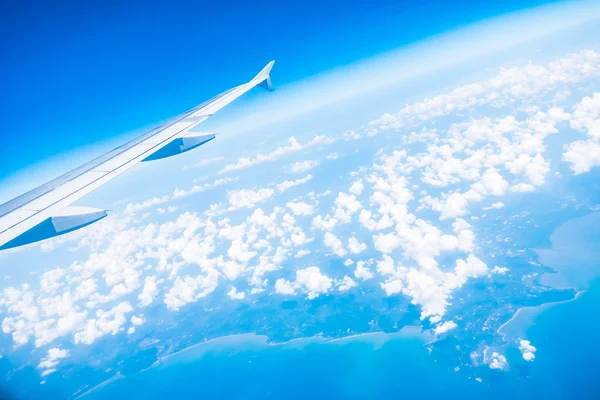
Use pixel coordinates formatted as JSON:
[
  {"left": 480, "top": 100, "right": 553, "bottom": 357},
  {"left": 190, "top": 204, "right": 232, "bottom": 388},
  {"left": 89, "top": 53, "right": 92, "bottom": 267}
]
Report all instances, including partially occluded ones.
[
  {"left": 524, "top": 278, "right": 600, "bottom": 398},
  {"left": 83, "top": 330, "right": 535, "bottom": 399},
  {"left": 80, "top": 284, "right": 600, "bottom": 400}
]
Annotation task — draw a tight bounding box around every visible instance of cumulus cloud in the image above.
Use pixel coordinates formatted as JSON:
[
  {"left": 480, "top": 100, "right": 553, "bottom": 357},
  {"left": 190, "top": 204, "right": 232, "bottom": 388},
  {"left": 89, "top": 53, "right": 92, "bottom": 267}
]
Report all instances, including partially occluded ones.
[
  {"left": 295, "top": 267, "right": 332, "bottom": 300},
  {"left": 138, "top": 276, "right": 159, "bottom": 307},
  {"left": 290, "top": 160, "right": 320, "bottom": 173},
  {"left": 126, "top": 177, "right": 238, "bottom": 214},
  {"left": 173, "top": 176, "right": 239, "bottom": 200},
  {"left": 274, "top": 267, "right": 333, "bottom": 299},
  {"left": 333, "top": 193, "right": 362, "bottom": 223},
  {"left": 294, "top": 249, "right": 311, "bottom": 258},
  {"left": 74, "top": 302, "right": 134, "bottom": 345},
  {"left": 324, "top": 232, "right": 347, "bottom": 257},
  {"left": 559, "top": 92, "right": 600, "bottom": 175},
  {"left": 433, "top": 320, "right": 457, "bottom": 335},
  {"left": 337, "top": 276, "right": 357, "bottom": 292},
  {"left": 38, "top": 347, "right": 69, "bottom": 377},
  {"left": 563, "top": 140, "right": 600, "bottom": 174},
  {"left": 286, "top": 201, "right": 315, "bottom": 216},
  {"left": 519, "top": 339, "right": 537, "bottom": 361},
  {"left": 274, "top": 278, "right": 296, "bottom": 296},
  {"left": 483, "top": 202, "right": 505, "bottom": 211},
  {"left": 276, "top": 174, "right": 313, "bottom": 193},
  {"left": 163, "top": 270, "right": 219, "bottom": 311},
  {"left": 370, "top": 50, "right": 600, "bottom": 131},
  {"left": 220, "top": 135, "right": 335, "bottom": 174},
  {"left": 227, "top": 287, "right": 246, "bottom": 300},
  {"left": 347, "top": 237, "right": 367, "bottom": 254},
  {"left": 183, "top": 156, "right": 224, "bottom": 170},
  {"left": 489, "top": 352, "right": 508, "bottom": 370},
  {"left": 228, "top": 188, "right": 275, "bottom": 209},
  {"left": 491, "top": 266, "right": 509, "bottom": 275},
  {"left": 354, "top": 261, "right": 374, "bottom": 281},
  {"left": 125, "top": 195, "right": 170, "bottom": 214},
  {"left": 349, "top": 180, "right": 364, "bottom": 195},
  {"left": 127, "top": 314, "right": 146, "bottom": 334}
]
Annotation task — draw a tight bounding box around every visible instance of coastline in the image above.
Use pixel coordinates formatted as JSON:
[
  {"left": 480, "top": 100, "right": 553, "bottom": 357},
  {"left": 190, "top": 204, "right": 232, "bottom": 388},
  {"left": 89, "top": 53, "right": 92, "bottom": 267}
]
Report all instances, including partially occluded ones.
[
  {"left": 497, "top": 290, "right": 583, "bottom": 341},
  {"left": 73, "top": 372, "right": 125, "bottom": 400}
]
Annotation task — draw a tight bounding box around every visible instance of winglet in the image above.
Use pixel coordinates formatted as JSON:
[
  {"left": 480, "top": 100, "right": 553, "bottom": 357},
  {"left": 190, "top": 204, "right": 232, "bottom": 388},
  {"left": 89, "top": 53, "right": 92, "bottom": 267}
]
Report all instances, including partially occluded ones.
[{"left": 252, "top": 60, "right": 275, "bottom": 92}]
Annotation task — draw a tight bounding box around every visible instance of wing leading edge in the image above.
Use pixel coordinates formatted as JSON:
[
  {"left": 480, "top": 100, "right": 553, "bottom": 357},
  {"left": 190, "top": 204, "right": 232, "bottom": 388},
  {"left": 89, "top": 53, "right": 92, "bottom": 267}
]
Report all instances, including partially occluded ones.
[{"left": 0, "top": 61, "right": 275, "bottom": 250}]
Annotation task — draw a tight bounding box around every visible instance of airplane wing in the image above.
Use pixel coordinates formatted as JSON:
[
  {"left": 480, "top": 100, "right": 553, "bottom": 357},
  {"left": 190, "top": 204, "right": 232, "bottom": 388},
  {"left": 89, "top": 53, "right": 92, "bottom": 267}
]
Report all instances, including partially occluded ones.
[{"left": 0, "top": 61, "right": 275, "bottom": 250}]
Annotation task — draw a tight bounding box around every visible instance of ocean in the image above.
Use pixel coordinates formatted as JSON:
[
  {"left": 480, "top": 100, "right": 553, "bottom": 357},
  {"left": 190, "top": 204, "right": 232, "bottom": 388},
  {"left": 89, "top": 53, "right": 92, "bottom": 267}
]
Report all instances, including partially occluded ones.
[
  {"left": 523, "top": 277, "right": 600, "bottom": 398},
  {"left": 82, "top": 328, "right": 536, "bottom": 399}
]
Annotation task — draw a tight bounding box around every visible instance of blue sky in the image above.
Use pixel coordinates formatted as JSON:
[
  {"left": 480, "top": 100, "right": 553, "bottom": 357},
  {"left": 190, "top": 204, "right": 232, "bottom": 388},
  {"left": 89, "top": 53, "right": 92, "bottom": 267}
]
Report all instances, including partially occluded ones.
[{"left": 0, "top": 0, "right": 564, "bottom": 184}]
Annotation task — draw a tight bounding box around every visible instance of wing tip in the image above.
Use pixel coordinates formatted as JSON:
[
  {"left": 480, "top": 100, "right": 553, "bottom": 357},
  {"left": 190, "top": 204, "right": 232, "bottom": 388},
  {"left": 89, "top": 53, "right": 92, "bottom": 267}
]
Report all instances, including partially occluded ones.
[{"left": 253, "top": 61, "right": 276, "bottom": 92}]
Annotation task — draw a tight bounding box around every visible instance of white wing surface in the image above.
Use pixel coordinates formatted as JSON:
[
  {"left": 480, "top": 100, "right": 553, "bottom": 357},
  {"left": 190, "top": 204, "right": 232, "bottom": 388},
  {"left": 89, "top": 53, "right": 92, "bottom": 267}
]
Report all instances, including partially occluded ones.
[{"left": 0, "top": 61, "right": 275, "bottom": 250}]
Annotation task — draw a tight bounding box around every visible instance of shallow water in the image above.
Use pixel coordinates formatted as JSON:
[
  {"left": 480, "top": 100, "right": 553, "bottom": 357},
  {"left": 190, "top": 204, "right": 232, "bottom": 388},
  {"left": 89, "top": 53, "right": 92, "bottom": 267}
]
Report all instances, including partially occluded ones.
[
  {"left": 536, "top": 212, "right": 600, "bottom": 289},
  {"left": 524, "top": 277, "right": 600, "bottom": 398}
]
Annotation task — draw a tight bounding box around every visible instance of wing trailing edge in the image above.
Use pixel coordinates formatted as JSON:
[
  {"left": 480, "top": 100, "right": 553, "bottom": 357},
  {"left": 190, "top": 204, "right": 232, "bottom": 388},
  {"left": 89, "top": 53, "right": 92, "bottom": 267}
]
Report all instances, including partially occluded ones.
[
  {"left": 0, "top": 206, "right": 107, "bottom": 250},
  {"left": 142, "top": 133, "right": 216, "bottom": 162}
]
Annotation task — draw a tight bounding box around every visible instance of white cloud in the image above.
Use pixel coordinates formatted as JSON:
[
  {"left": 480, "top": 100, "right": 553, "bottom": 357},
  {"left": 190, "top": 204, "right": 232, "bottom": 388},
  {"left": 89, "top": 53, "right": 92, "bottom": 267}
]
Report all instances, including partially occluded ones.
[
  {"left": 311, "top": 214, "right": 339, "bottom": 231},
  {"left": 491, "top": 266, "right": 509, "bottom": 275},
  {"left": 295, "top": 267, "right": 332, "bottom": 300},
  {"left": 349, "top": 180, "right": 364, "bottom": 195},
  {"left": 138, "top": 276, "right": 159, "bottom": 307},
  {"left": 228, "top": 188, "right": 275, "bottom": 209},
  {"left": 183, "top": 156, "right": 224, "bottom": 169},
  {"left": 519, "top": 339, "right": 537, "bottom": 361},
  {"left": 370, "top": 50, "right": 600, "bottom": 131},
  {"left": 427, "top": 192, "right": 469, "bottom": 220},
  {"left": 40, "top": 268, "right": 66, "bottom": 294},
  {"left": 380, "top": 279, "right": 403, "bottom": 296},
  {"left": 433, "top": 320, "right": 457, "bottom": 335},
  {"left": 489, "top": 352, "right": 508, "bottom": 370},
  {"left": 333, "top": 192, "right": 362, "bottom": 223},
  {"left": 220, "top": 135, "right": 335, "bottom": 174},
  {"left": 563, "top": 140, "right": 600, "bottom": 174},
  {"left": 510, "top": 183, "right": 535, "bottom": 192},
  {"left": 127, "top": 314, "right": 146, "bottom": 334},
  {"left": 294, "top": 249, "right": 311, "bottom": 258},
  {"left": 174, "top": 176, "right": 238, "bottom": 199},
  {"left": 126, "top": 177, "right": 238, "bottom": 213},
  {"left": 290, "top": 160, "right": 320, "bottom": 173},
  {"left": 163, "top": 270, "right": 219, "bottom": 311},
  {"left": 74, "top": 302, "right": 134, "bottom": 345},
  {"left": 347, "top": 237, "right": 367, "bottom": 254},
  {"left": 274, "top": 278, "right": 296, "bottom": 296},
  {"left": 277, "top": 174, "right": 313, "bottom": 193},
  {"left": 483, "top": 202, "right": 505, "bottom": 211},
  {"left": 227, "top": 287, "right": 246, "bottom": 300},
  {"left": 38, "top": 347, "right": 69, "bottom": 377},
  {"left": 337, "top": 276, "right": 357, "bottom": 292},
  {"left": 125, "top": 195, "right": 170, "bottom": 214},
  {"left": 130, "top": 314, "right": 145, "bottom": 326},
  {"left": 569, "top": 92, "right": 600, "bottom": 140},
  {"left": 354, "top": 261, "right": 374, "bottom": 281},
  {"left": 286, "top": 201, "right": 314, "bottom": 216},
  {"left": 372, "top": 232, "right": 401, "bottom": 254},
  {"left": 324, "top": 232, "right": 347, "bottom": 257}
]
